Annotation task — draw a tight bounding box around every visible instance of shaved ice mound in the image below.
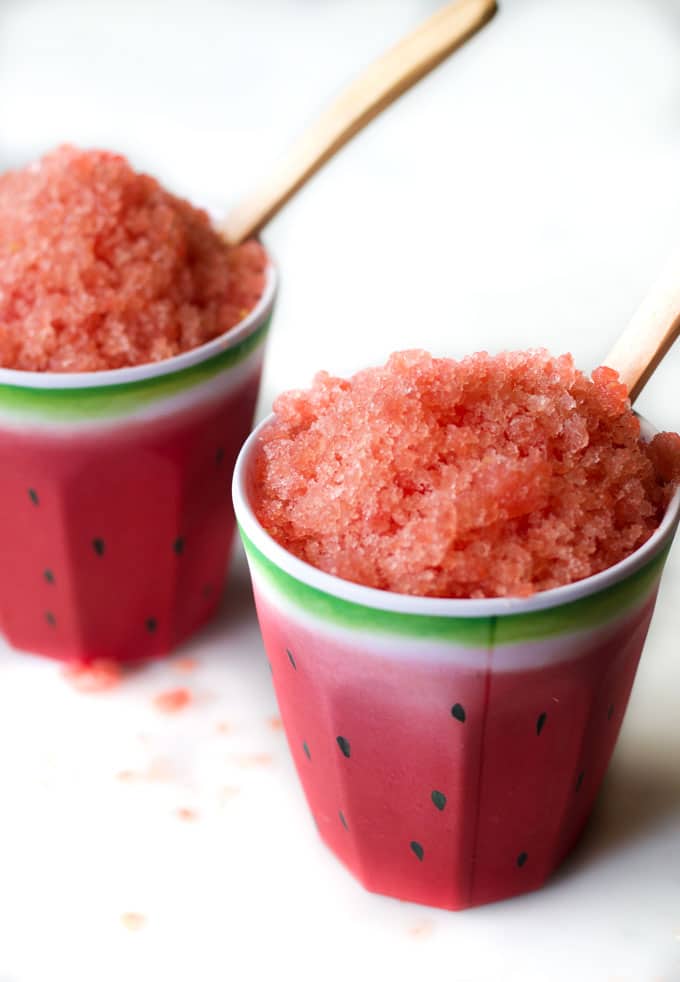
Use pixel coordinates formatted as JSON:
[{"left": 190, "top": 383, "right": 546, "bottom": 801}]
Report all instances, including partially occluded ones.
[
  {"left": 253, "top": 349, "right": 680, "bottom": 599},
  {"left": 0, "top": 145, "right": 267, "bottom": 372}
]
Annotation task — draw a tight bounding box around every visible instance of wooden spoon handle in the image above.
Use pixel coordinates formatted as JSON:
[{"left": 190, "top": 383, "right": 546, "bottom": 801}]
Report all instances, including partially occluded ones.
[
  {"left": 221, "top": 0, "right": 497, "bottom": 245},
  {"left": 604, "top": 251, "right": 680, "bottom": 404}
]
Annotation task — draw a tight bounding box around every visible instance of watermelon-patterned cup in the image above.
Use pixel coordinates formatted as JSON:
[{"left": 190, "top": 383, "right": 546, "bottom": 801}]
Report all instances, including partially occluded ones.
[
  {"left": 0, "top": 265, "right": 277, "bottom": 665},
  {"left": 233, "top": 416, "right": 680, "bottom": 910}
]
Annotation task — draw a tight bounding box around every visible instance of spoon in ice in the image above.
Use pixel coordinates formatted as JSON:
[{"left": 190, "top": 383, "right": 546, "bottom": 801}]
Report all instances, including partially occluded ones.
[
  {"left": 221, "top": 0, "right": 497, "bottom": 246},
  {"left": 604, "top": 250, "right": 680, "bottom": 403}
]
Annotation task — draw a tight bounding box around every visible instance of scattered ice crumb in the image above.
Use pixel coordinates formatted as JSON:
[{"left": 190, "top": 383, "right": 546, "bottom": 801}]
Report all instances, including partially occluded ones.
[
  {"left": 153, "top": 688, "right": 192, "bottom": 714},
  {"left": 174, "top": 657, "right": 198, "bottom": 674},
  {"left": 407, "top": 919, "right": 435, "bottom": 939},
  {"left": 120, "top": 912, "right": 146, "bottom": 932},
  {"left": 174, "top": 807, "right": 198, "bottom": 822},
  {"left": 228, "top": 752, "right": 274, "bottom": 768},
  {"left": 147, "top": 756, "right": 175, "bottom": 781},
  {"left": 115, "top": 757, "right": 175, "bottom": 783},
  {"left": 267, "top": 716, "right": 284, "bottom": 731},
  {"left": 62, "top": 659, "right": 122, "bottom": 692}
]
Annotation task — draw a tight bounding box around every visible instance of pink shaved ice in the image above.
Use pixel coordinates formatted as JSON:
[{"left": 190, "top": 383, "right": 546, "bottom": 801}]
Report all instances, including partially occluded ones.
[
  {"left": 253, "top": 349, "right": 680, "bottom": 599},
  {"left": 0, "top": 146, "right": 267, "bottom": 372}
]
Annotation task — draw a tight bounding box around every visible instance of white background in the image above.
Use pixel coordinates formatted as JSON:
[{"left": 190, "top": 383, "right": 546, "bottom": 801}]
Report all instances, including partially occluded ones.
[{"left": 0, "top": 1, "right": 679, "bottom": 979}]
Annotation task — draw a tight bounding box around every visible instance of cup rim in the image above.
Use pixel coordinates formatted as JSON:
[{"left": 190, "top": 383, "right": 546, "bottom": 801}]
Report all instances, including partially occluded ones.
[
  {"left": 0, "top": 254, "right": 278, "bottom": 391},
  {"left": 233, "top": 411, "right": 680, "bottom": 618}
]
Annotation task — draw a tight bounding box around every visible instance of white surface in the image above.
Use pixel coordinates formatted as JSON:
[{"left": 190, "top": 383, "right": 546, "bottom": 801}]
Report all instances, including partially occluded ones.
[{"left": 1, "top": 1, "right": 679, "bottom": 979}]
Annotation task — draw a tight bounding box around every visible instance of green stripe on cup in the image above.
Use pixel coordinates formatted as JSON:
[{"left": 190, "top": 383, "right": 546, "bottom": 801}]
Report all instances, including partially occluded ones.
[
  {"left": 240, "top": 526, "right": 668, "bottom": 646},
  {"left": 0, "top": 315, "right": 271, "bottom": 421},
  {"left": 494, "top": 551, "right": 666, "bottom": 643}
]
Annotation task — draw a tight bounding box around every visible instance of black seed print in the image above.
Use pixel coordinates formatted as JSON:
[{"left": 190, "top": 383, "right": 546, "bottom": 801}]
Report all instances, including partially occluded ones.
[
  {"left": 44, "top": 569, "right": 55, "bottom": 585},
  {"left": 536, "top": 712, "right": 547, "bottom": 736},
  {"left": 202, "top": 584, "right": 214, "bottom": 599},
  {"left": 575, "top": 771, "right": 584, "bottom": 793},
  {"left": 339, "top": 810, "right": 348, "bottom": 830},
  {"left": 336, "top": 736, "right": 351, "bottom": 758},
  {"left": 431, "top": 790, "right": 447, "bottom": 811},
  {"left": 216, "top": 447, "right": 225, "bottom": 466},
  {"left": 28, "top": 489, "right": 39, "bottom": 506},
  {"left": 607, "top": 703, "right": 614, "bottom": 721},
  {"left": 173, "top": 537, "right": 185, "bottom": 555},
  {"left": 92, "top": 538, "right": 105, "bottom": 557},
  {"left": 267, "top": 659, "right": 273, "bottom": 675},
  {"left": 303, "top": 741, "right": 311, "bottom": 760},
  {"left": 410, "top": 841, "right": 424, "bottom": 862},
  {"left": 286, "top": 648, "right": 296, "bottom": 670},
  {"left": 45, "top": 611, "right": 56, "bottom": 627},
  {"left": 517, "top": 851, "right": 528, "bottom": 868},
  {"left": 451, "top": 703, "right": 466, "bottom": 723},
  {"left": 146, "top": 618, "right": 158, "bottom": 633}
]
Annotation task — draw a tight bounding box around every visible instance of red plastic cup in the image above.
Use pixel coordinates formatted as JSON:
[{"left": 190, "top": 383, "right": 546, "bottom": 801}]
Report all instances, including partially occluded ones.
[
  {"left": 233, "top": 414, "right": 680, "bottom": 910},
  {"left": 0, "top": 265, "right": 277, "bottom": 664}
]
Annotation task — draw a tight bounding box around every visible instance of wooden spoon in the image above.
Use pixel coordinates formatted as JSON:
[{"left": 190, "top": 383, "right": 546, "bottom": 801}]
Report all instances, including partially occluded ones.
[
  {"left": 604, "top": 251, "right": 680, "bottom": 403},
  {"left": 221, "top": 0, "right": 497, "bottom": 246}
]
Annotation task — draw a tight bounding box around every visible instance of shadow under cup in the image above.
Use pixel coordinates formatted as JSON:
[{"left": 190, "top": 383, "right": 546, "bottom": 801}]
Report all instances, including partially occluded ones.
[
  {"left": 0, "top": 266, "right": 277, "bottom": 664},
  {"left": 233, "top": 416, "right": 680, "bottom": 911}
]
